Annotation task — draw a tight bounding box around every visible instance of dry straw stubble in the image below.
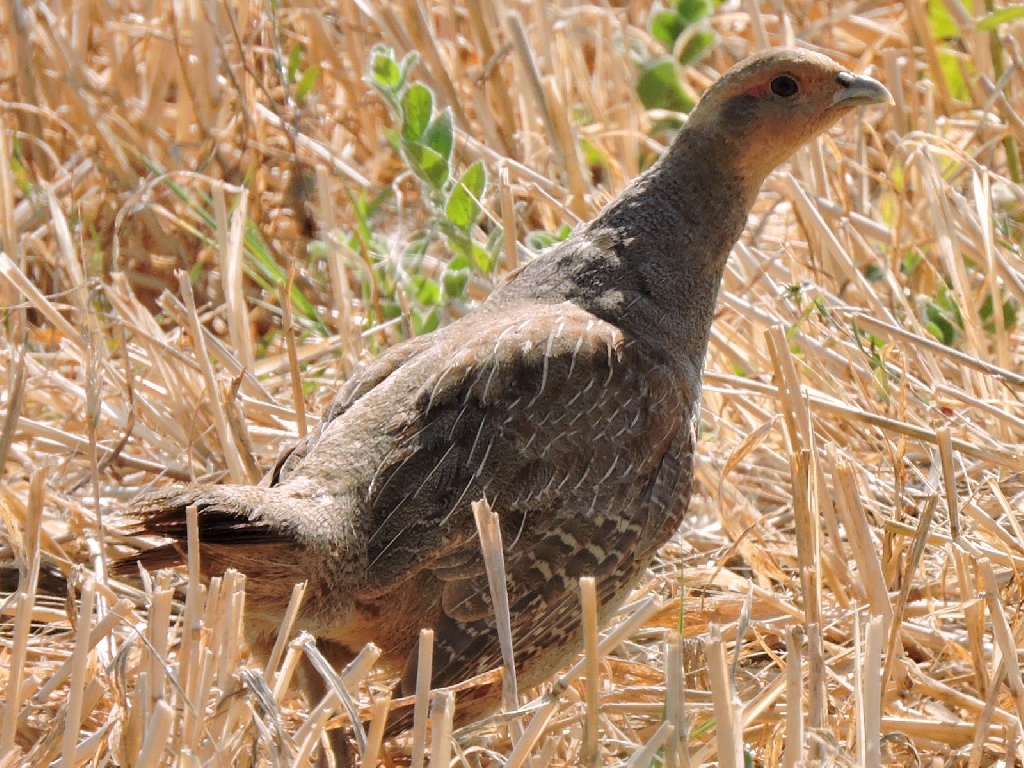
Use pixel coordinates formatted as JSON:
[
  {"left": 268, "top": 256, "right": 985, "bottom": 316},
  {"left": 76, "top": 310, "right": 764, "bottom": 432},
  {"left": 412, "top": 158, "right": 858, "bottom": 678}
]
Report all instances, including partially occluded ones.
[{"left": 1, "top": 0, "right": 1024, "bottom": 765}]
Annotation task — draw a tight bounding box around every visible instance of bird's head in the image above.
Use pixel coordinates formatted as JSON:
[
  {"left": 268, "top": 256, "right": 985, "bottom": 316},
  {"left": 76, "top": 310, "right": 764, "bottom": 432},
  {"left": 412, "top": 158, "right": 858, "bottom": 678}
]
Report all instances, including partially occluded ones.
[{"left": 684, "top": 48, "right": 891, "bottom": 183}]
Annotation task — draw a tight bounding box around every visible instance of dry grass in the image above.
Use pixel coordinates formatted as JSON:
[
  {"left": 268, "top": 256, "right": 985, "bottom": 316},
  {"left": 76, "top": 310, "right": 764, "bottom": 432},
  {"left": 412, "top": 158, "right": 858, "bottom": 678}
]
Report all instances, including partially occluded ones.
[{"left": 2, "top": 0, "right": 1024, "bottom": 765}]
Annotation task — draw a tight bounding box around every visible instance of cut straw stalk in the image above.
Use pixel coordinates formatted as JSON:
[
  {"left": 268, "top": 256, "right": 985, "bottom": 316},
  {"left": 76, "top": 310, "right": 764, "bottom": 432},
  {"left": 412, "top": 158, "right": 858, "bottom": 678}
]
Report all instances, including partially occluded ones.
[
  {"left": 625, "top": 722, "right": 676, "bottom": 767},
  {"left": 360, "top": 694, "right": 392, "bottom": 768},
  {"left": 881, "top": 496, "right": 939, "bottom": 703},
  {"left": 135, "top": 701, "right": 174, "bottom": 768},
  {"left": 217, "top": 183, "right": 255, "bottom": 376},
  {"left": 0, "top": 466, "right": 43, "bottom": 755},
  {"left": 472, "top": 499, "right": 519, "bottom": 710},
  {"left": 766, "top": 326, "right": 851, "bottom": 600},
  {"left": 1, "top": 593, "right": 35, "bottom": 757},
  {"left": 831, "top": 454, "right": 893, "bottom": 632},
  {"left": 60, "top": 578, "right": 95, "bottom": 768},
  {"left": 0, "top": 345, "right": 26, "bottom": 475},
  {"left": 145, "top": 586, "right": 174, "bottom": 708},
  {"left": 297, "top": 636, "right": 380, "bottom": 759},
  {"left": 265, "top": 581, "right": 308, "bottom": 690},
  {"left": 580, "top": 575, "right": 601, "bottom": 766},
  {"left": 783, "top": 626, "right": 804, "bottom": 768},
  {"left": 176, "top": 271, "right": 248, "bottom": 483},
  {"left": 281, "top": 264, "right": 309, "bottom": 438},
  {"left": 410, "top": 629, "right": 434, "bottom": 768},
  {"left": 664, "top": 630, "right": 687, "bottom": 768},
  {"left": 428, "top": 690, "right": 455, "bottom": 767},
  {"left": 289, "top": 639, "right": 381, "bottom": 763},
  {"left": 705, "top": 369, "right": 1024, "bottom": 471},
  {"left": 0, "top": 252, "right": 85, "bottom": 350},
  {"left": 0, "top": 121, "right": 21, "bottom": 345},
  {"left": 706, "top": 626, "right": 743, "bottom": 768},
  {"left": 505, "top": 596, "right": 663, "bottom": 766},
  {"left": 789, "top": 448, "right": 826, "bottom": 756},
  {"left": 854, "top": 614, "right": 883, "bottom": 767},
  {"left": 977, "top": 557, "right": 1024, "bottom": 727}
]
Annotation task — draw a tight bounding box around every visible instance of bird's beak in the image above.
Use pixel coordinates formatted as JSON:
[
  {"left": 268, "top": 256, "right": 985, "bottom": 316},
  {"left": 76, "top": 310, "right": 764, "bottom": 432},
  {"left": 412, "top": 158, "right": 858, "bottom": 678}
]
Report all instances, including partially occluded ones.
[{"left": 832, "top": 72, "right": 892, "bottom": 108}]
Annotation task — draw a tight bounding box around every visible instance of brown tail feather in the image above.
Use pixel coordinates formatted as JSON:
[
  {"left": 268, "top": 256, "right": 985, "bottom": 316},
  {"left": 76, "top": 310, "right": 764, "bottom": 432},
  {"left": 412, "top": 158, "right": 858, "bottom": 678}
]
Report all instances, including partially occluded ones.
[{"left": 113, "top": 485, "right": 285, "bottom": 576}]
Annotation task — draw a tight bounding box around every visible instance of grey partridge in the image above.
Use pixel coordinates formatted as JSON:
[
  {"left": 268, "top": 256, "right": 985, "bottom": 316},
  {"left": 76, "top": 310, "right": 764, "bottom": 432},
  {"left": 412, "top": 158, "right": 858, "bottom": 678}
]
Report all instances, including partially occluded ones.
[{"left": 118, "top": 47, "right": 889, "bottom": 745}]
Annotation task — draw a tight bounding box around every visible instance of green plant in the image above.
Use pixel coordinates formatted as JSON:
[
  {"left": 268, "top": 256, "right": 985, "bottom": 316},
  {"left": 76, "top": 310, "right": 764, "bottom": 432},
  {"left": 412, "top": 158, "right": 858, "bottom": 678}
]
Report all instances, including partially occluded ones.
[
  {"left": 286, "top": 43, "right": 321, "bottom": 104},
  {"left": 650, "top": 0, "right": 718, "bottom": 65},
  {"left": 924, "top": 0, "right": 1021, "bottom": 182},
  {"left": 636, "top": 0, "right": 719, "bottom": 114},
  {"left": 365, "top": 45, "right": 495, "bottom": 336},
  {"left": 128, "top": 150, "right": 330, "bottom": 336}
]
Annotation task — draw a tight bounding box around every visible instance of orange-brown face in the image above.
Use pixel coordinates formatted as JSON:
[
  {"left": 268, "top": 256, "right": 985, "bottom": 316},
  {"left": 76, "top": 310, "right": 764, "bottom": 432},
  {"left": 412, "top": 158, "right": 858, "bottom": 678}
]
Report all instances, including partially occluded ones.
[{"left": 688, "top": 48, "right": 891, "bottom": 181}]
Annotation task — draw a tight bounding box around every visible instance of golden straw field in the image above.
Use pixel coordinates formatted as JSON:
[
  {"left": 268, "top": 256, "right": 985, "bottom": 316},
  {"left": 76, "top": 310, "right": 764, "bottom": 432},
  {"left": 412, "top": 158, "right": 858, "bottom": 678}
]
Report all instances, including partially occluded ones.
[{"left": 2, "top": 0, "right": 1024, "bottom": 765}]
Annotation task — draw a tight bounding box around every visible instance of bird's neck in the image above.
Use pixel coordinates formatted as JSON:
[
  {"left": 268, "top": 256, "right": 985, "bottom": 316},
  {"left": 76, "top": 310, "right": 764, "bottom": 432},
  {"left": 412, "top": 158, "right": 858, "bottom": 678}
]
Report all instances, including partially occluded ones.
[
  {"left": 575, "top": 124, "right": 763, "bottom": 365},
  {"left": 489, "top": 123, "right": 768, "bottom": 369}
]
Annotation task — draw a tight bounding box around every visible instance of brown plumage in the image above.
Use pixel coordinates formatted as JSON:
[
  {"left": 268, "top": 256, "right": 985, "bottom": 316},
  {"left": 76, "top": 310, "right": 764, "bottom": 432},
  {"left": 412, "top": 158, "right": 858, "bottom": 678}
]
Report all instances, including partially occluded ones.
[{"left": 118, "top": 47, "right": 889, "bottom": 753}]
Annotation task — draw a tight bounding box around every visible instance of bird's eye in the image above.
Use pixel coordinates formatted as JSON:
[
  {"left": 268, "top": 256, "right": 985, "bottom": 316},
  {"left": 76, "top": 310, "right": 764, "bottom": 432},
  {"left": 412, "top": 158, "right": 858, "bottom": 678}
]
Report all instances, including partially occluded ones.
[{"left": 770, "top": 75, "right": 799, "bottom": 98}]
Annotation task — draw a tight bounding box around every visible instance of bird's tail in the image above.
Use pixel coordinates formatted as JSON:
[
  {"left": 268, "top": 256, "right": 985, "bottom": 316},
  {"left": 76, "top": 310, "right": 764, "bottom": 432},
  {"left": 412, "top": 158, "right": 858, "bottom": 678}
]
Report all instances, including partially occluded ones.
[{"left": 113, "top": 485, "right": 295, "bottom": 576}]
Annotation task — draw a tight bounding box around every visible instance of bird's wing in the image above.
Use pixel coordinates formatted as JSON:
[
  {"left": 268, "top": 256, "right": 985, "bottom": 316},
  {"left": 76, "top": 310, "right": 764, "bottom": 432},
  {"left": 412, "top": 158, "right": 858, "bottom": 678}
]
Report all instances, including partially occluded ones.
[
  {"left": 330, "top": 301, "right": 696, "bottom": 692},
  {"left": 266, "top": 333, "right": 438, "bottom": 485},
  {"left": 420, "top": 402, "right": 696, "bottom": 694}
]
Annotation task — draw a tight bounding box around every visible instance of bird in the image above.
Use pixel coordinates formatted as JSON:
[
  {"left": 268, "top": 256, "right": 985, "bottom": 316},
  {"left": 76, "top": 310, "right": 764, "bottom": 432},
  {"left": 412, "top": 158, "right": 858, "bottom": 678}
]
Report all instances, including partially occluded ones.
[{"left": 117, "top": 47, "right": 889, "bottom": 755}]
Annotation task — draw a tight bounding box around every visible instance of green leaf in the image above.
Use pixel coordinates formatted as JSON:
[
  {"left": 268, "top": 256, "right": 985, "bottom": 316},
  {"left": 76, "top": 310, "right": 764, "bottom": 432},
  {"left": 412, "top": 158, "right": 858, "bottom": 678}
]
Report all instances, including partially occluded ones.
[
  {"left": 470, "top": 243, "right": 493, "bottom": 272},
  {"left": 937, "top": 49, "right": 971, "bottom": 101},
  {"left": 403, "top": 142, "right": 449, "bottom": 189},
  {"left": 413, "top": 307, "right": 440, "bottom": 335},
  {"left": 676, "top": 0, "right": 713, "bottom": 23},
  {"left": 977, "top": 5, "right": 1024, "bottom": 30},
  {"left": 678, "top": 29, "right": 716, "bottom": 65},
  {"left": 9, "top": 147, "right": 32, "bottom": 196},
  {"left": 525, "top": 224, "right": 572, "bottom": 251},
  {"left": 979, "top": 293, "right": 1019, "bottom": 334},
  {"left": 448, "top": 232, "right": 470, "bottom": 257},
  {"left": 900, "top": 249, "right": 923, "bottom": 275},
  {"left": 580, "top": 138, "right": 608, "bottom": 170},
  {"left": 401, "top": 84, "right": 433, "bottom": 141},
  {"left": 923, "top": 301, "right": 957, "bottom": 345},
  {"left": 863, "top": 263, "right": 885, "bottom": 282},
  {"left": 307, "top": 240, "right": 328, "bottom": 261},
  {"left": 450, "top": 233, "right": 494, "bottom": 272},
  {"left": 449, "top": 255, "right": 471, "bottom": 271},
  {"left": 370, "top": 46, "right": 401, "bottom": 90},
  {"left": 413, "top": 275, "right": 441, "bottom": 305},
  {"left": 287, "top": 44, "right": 302, "bottom": 84},
  {"left": 636, "top": 57, "right": 695, "bottom": 113},
  {"left": 383, "top": 127, "right": 401, "bottom": 154},
  {"left": 295, "top": 65, "right": 320, "bottom": 102},
  {"left": 445, "top": 160, "right": 486, "bottom": 230},
  {"left": 1003, "top": 298, "right": 1018, "bottom": 330},
  {"left": 923, "top": 319, "right": 948, "bottom": 345},
  {"left": 979, "top": 292, "right": 995, "bottom": 321},
  {"left": 650, "top": 10, "right": 685, "bottom": 48},
  {"left": 423, "top": 109, "right": 454, "bottom": 160},
  {"left": 397, "top": 52, "right": 420, "bottom": 91},
  {"left": 935, "top": 283, "right": 964, "bottom": 327},
  {"left": 443, "top": 268, "right": 469, "bottom": 298},
  {"left": 926, "top": 0, "right": 959, "bottom": 40}
]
